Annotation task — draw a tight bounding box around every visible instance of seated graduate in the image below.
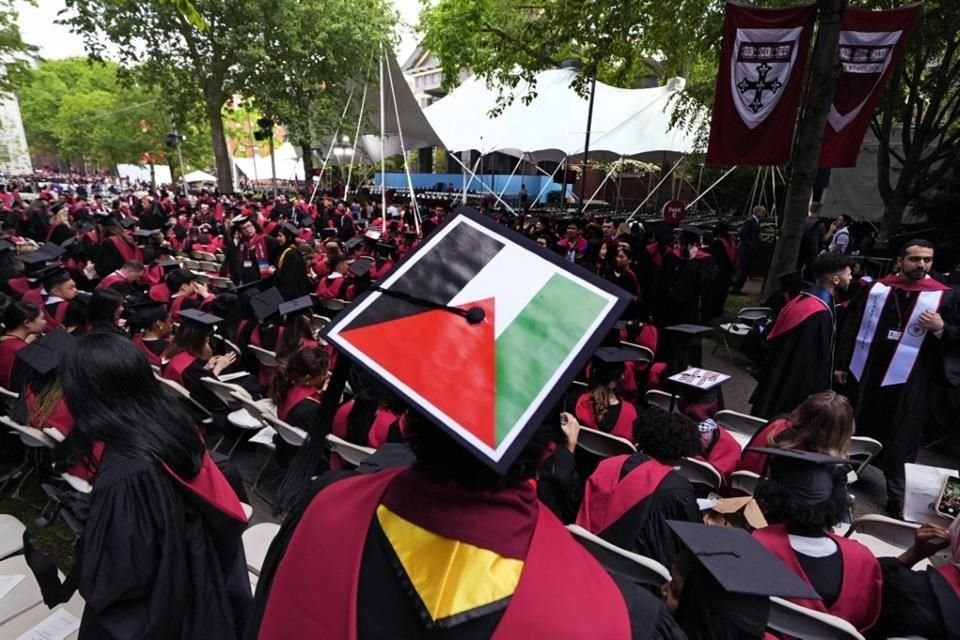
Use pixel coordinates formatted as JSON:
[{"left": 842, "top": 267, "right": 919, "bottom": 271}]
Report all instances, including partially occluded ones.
[
  {"left": 274, "top": 295, "right": 320, "bottom": 361},
  {"left": 575, "top": 405, "right": 701, "bottom": 568},
  {"left": 662, "top": 521, "right": 822, "bottom": 640},
  {"left": 871, "top": 517, "right": 960, "bottom": 640},
  {"left": 50, "top": 333, "right": 251, "bottom": 638},
  {"left": 330, "top": 375, "right": 407, "bottom": 456},
  {"left": 738, "top": 391, "right": 853, "bottom": 476},
  {"left": 269, "top": 346, "right": 329, "bottom": 465},
  {"left": 315, "top": 255, "right": 359, "bottom": 300},
  {"left": 127, "top": 301, "right": 173, "bottom": 367},
  {"left": 240, "top": 287, "right": 284, "bottom": 388},
  {"left": 96, "top": 259, "right": 146, "bottom": 299},
  {"left": 251, "top": 411, "right": 685, "bottom": 640},
  {"left": 574, "top": 347, "right": 639, "bottom": 441},
  {"left": 161, "top": 309, "right": 237, "bottom": 412},
  {"left": 690, "top": 416, "right": 741, "bottom": 482},
  {"left": 751, "top": 448, "right": 882, "bottom": 634},
  {"left": 23, "top": 266, "right": 78, "bottom": 330},
  {"left": 0, "top": 301, "right": 45, "bottom": 389},
  {"left": 85, "top": 287, "right": 126, "bottom": 336},
  {"left": 166, "top": 268, "right": 214, "bottom": 322}
]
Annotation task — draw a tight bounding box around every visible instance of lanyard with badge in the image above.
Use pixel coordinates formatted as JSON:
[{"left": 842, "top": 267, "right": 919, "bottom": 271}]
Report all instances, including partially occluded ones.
[{"left": 887, "top": 289, "right": 908, "bottom": 341}]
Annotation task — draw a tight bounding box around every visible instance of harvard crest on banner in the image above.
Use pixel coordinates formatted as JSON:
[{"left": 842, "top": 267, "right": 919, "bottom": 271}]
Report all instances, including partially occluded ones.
[
  {"left": 706, "top": 2, "right": 817, "bottom": 166},
  {"left": 819, "top": 4, "right": 922, "bottom": 168}
]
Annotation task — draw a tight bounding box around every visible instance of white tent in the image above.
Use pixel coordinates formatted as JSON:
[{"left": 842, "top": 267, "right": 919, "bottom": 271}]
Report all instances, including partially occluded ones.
[
  {"left": 117, "top": 163, "right": 173, "bottom": 185},
  {"left": 233, "top": 142, "right": 305, "bottom": 181},
  {"left": 183, "top": 169, "right": 216, "bottom": 183},
  {"left": 423, "top": 70, "right": 697, "bottom": 162}
]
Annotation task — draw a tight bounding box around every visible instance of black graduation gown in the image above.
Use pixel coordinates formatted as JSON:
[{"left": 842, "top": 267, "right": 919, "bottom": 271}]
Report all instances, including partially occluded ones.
[
  {"left": 587, "top": 453, "right": 700, "bottom": 569},
  {"left": 536, "top": 447, "right": 583, "bottom": 524},
  {"left": 750, "top": 292, "right": 835, "bottom": 418},
  {"left": 245, "top": 470, "right": 685, "bottom": 640},
  {"left": 79, "top": 450, "right": 251, "bottom": 639},
  {"left": 654, "top": 251, "right": 717, "bottom": 327},
  {"left": 836, "top": 283, "right": 960, "bottom": 493},
  {"left": 94, "top": 239, "right": 128, "bottom": 279},
  {"left": 871, "top": 559, "right": 960, "bottom": 640},
  {"left": 703, "top": 239, "right": 736, "bottom": 320},
  {"left": 274, "top": 247, "right": 312, "bottom": 301}
]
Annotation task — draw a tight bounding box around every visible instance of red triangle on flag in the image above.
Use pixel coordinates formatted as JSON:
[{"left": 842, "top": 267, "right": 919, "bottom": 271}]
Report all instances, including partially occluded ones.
[{"left": 339, "top": 298, "right": 497, "bottom": 447}]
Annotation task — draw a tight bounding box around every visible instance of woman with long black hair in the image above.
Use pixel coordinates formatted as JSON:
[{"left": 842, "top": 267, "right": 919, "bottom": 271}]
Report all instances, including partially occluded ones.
[
  {"left": 59, "top": 333, "right": 250, "bottom": 639},
  {"left": 85, "top": 287, "right": 126, "bottom": 335},
  {"left": 0, "top": 300, "right": 44, "bottom": 389}
]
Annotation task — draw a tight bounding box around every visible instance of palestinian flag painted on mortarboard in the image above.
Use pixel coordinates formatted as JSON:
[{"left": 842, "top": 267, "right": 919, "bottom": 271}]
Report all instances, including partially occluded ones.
[{"left": 323, "top": 208, "right": 629, "bottom": 472}]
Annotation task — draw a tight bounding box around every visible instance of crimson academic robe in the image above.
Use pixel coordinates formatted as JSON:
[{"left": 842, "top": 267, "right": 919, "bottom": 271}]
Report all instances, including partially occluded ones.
[
  {"left": 329, "top": 400, "right": 404, "bottom": 469},
  {"left": 0, "top": 335, "right": 27, "bottom": 389},
  {"left": 874, "top": 560, "right": 960, "bottom": 640},
  {"left": 736, "top": 418, "right": 791, "bottom": 475},
  {"left": 576, "top": 452, "right": 699, "bottom": 568},
  {"left": 751, "top": 288, "right": 835, "bottom": 419},
  {"left": 315, "top": 274, "right": 355, "bottom": 300},
  {"left": 95, "top": 235, "right": 144, "bottom": 278},
  {"left": 251, "top": 468, "right": 683, "bottom": 640},
  {"left": 574, "top": 392, "right": 637, "bottom": 441},
  {"left": 696, "top": 426, "right": 741, "bottom": 482},
  {"left": 79, "top": 449, "right": 250, "bottom": 639},
  {"left": 836, "top": 274, "right": 960, "bottom": 497},
  {"left": 132, "top": 335, "right": 169, "bottom": 368},
  {"left": 22, "top": 287, "right": 69, "bottom": 330},
  {"left": 753, "top": 525, "right": 882, "bottom": 633}
]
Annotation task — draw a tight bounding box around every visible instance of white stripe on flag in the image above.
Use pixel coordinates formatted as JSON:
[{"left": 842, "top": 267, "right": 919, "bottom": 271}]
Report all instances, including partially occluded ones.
[
  {"left": 849, "top": 283, "right": 890, "bottom": 382},
  {"left": 447, "top": 242, "right": 556, "bottom": 338},
  {"left": 880, "top": 290, "right": 943, "bottom": 387}
]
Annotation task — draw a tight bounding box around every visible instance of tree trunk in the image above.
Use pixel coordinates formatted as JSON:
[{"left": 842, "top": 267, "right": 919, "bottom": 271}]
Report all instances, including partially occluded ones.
[
  {"left": 301, "top": 143, "right": 314, "bottom": 187},
  {"left": 881, "top": 193, "right": 909, "bottom": 238},
  {"left": 762, "top": 0, "right": 848, "bottom": 298},
  {"left": 205, "top": 94, "right": 233, "bottom": 194}
]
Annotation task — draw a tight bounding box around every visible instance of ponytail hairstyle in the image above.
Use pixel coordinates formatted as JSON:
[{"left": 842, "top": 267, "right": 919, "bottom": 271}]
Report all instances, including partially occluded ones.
[
  {"left": 588, "top": 357, "right": 624, "bottom": 426},
  {"left": 1, "top": 301, "right": 41, "bottom": 334},
  {"left": 269, "top": 346, "right": 330, "bottom": 408}
]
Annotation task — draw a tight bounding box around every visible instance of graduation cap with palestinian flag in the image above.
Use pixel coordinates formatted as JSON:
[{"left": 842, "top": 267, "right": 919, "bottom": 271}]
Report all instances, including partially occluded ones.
[{"left": 323, "top": 208, "right": 629, "bottom": 472}]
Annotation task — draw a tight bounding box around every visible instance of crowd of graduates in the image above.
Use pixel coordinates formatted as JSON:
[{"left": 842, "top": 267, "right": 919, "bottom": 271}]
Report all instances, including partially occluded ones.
[{"left": 0, "top": 183, "right": 957, "bottom": 640}]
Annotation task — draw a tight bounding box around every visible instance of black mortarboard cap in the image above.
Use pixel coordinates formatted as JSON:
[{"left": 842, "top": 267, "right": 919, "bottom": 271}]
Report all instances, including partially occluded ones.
[
  {"left": 747, "top": 447, "right": 853, "bottom": 504},
  {"left": 667, "top": 521, "right": 821, "bottom": 599},
  {"left": 280, "top": 222, "right": 299, "bottom": 239},
  {"left": 14, "top": 329, "right": 75, "bottom": 376},
  {"left": 178, "top": 308, "right": 222, "bottom": 330},
  {"left": 127, "top": 300, "right": 169, "bottom": 331},
  {"left": 344, "top": 237, "right": 363, "bottom": 252},
  {"left": 59, "top": 237, "right": 77, "bottom": 250},
  {"left": 665, "top": 323, "right": 712, "bottom": 336},
  {"left": 33, "top": 243, "right": 66, "bottom": 262},
  {"left": 277, "top": 295, "right": 314, "bottom": 317},
  {"left": 301, "top": 216, "right": 314, "bottom": 228},
  {"left": 133, "top": 229, "right": 156, "bottom": 240},
  {"left": 320, "top": 228, "right": 337, "bottom": 240},
  {"left": 119, "top": 216, "right": 138, "bottom": 229},
  {"left": 250, "top": 286, "right": 284, "bottom": 322},
  {"left": 678, "top": 224, "right": 705, "bottom": 237},
  {"left": 375, "top": 242, "right": 396, "bottom": 255},
  {"left": 0, "top": 239, "right": 14, "bottom": 253},
  {"left": 594, "top": 345, "right": 650, "bottom": 364},
  {"left": 348, "top": 259, "right": 373, "bottom": 278},
  {"left": 79, "top": 222, "right": 94, "bottom": 233}
]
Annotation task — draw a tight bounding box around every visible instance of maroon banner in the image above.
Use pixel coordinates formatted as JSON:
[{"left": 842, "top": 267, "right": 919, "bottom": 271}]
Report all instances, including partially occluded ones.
[
  {"left": 819, "top": 4, "right": 922, "bottom": 168},
  {"left": 706, "top": 2, "right": 817, "bottom": 167}
]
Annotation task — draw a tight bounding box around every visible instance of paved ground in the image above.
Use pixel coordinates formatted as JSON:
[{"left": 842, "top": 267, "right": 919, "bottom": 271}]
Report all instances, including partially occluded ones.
[{"left": 233, "top": 276, "right": 959, "bottom": 525}]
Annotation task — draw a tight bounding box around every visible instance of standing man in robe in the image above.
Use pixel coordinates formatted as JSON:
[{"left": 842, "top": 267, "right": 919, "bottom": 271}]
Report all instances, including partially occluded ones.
[
  {"left": 751, "top": 253, "right": 852, "bottom": 419},
  {"left": 835, "top": 239, "right": 960, "bottom": 517},
  {"left": 730, "top": 205, "right": 766, "bottom": 295},
  {"left": 224, "top": 215, "right": 279, "bottom": 286}
]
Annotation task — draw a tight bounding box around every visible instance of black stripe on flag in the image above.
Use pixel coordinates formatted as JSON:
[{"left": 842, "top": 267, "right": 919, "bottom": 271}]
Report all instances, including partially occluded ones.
[{"left": 344, "top": 221, "right": 505, "bottom": 330}]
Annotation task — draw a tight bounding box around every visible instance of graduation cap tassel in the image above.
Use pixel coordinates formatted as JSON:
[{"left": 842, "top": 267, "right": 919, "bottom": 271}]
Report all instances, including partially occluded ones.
[
  {"left": 373, "top": 287, "right": 486, "bottom": 324},
  {"left": 273, "top": 357, "right": 354, "bottom": 516}
]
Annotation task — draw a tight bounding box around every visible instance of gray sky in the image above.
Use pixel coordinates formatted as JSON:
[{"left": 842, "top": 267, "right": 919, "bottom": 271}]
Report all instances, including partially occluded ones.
[{"left": 15, "top": 0, "right": 423, "bottom": 62}]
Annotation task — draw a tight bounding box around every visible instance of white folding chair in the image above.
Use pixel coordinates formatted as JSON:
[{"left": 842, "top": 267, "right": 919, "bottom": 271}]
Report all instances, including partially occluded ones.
[
  {"left": 645, "top": 389, "right": 675, "bottom": 412},
  {"left": 318, "top": 298, "right": 348, "bottom": 312},
  {"left": 200, "top": 260, "right": 221, "bottom": 273},
  {"left": 243, "top": 522, "right": 281, "bottom": 576},
  {"left": 715, "top": 410, "right": 766, "bottom": 447},
  {"left": 716, "top": 307, "right": 772, "bottom": 363},
  {"left": 843, "top": 513, "right": 921, "bottom": 562},
  {"left": 576, "top": 427, "right": 636, "bottom": 459},
  {"left": 192, "top": 250, "right": 217, "bottom": 262},
  {"left": 209, "top": 276, "right": 234, "bottom": 290},
  {"left": 846, "top": 436, "right": 882, "bottom": 482},
  {"left": 767, "top": 596, "right": 865, "bottom": 640},
  {"left": 326, "top": 433, "right": 375, "bottom": 467},
  {"left": 180, "top": 258, "right": 200, "bottom": 270},
  {"left": 619, "top": 342, "right": 655, "bottom": 366},
  {"left": 248, "top": 345, "right": 279, "bottom": 369},
  {"left": 0, "top": 385, "right": 18, "bottom": 402},
  {"left": 729, "top": 470, "right": 762, "bottom": 496},
  {"left": 675, "top": 457, "right": 722, "bottom": 493},
  {"left": 155, "top": 374, "right": 214, "bottom": 425},
  {"left": 263, "top": 414, "right": 309, "bottom": 448},
  {"left": 0, "top": 514, "right": 25, "bottom": 559},
  {"left": 566, "top": 524, "right": 671, "bottom": 586},
  {"left": 310, "top": 314, "right": 332, "bottom": 334},
  {"left": 0, "top": 415, "right": 55, "bottom": 498},
  {"left": 200, "top": 377, "right": 265, "bottom": 456}
]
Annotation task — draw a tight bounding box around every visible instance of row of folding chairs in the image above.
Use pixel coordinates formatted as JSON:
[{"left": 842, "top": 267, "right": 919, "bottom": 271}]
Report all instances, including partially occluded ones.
[{"left": 565, "top": 524, "right": 868, "bottom": 640}]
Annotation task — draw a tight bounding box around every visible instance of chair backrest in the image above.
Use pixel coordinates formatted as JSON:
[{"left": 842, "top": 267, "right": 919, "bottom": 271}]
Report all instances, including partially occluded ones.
[
  {"left": 209, "top": 276, "right": 234, "bottom": 290},
  {"left": 644, "top": 389, "right": 674, "bottom": 412},
  {"left": 0, "top": 385, "right": 19, "bottom": 401},
  {"left": 248, "top": 345, "right": 279, "bottom": 368},
  {"left": 243, "top": 522, "right": 281, "bottom": 575},
  {"left": 736, "top": 307, "right": 774, "bottom": 324},
  {"left": 230, "top": 391, "right": 276, "bottom": 422},
  {"left": 767, "top": 596, "right": 865, "bottom": 640},
  {"left": 729, "top": 470, "right": 761, "bottom": 496},
  {"left": 576, "top": 427, "right": 636, "bottom": 459},
  {"left": 326, "top": 433, "right": 375, "bottom": 467},
  {"left": 566, "top": 524, "right": 671, "bottom": 586},
  {"left": 310, "top": 314, "right": 332, "bottom": 334},
  {"left": 714, "top": 410, "right": 766, "bottom": 441},
  {"left": 263, "top": 413, "right": 309, "bottom": 447},
  {"left": 200, "top": 376, "right": 249, "bottom": 407},
  {"left": 319, "top": 298, "right": 347, "bottom": 312},
  {"left": 619, "top": 342, "right": 655, "bottom": 366},
  {"left": 200, "top": 261, "right": 221, "bottom": 273},
  {"left": 675, "top": 457, "right": 722, "bottom": 491},
  {"left": 181, "top": 258, "right": 200, "bottom": 270},
  {"left": 0, "top": 415, "right": 56, "bottom": 448},
  {"left": 155, "top": 374, "right": 213, "bottom": 419},
  {"left": 847, "top": 436, "right": 883, "bottom": 476},
  {"left": 844, "top": 514, "right": 920, "bottom": 551}
]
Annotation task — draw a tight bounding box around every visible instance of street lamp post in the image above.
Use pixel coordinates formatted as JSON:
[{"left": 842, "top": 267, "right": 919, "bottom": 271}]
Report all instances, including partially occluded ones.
[{"left": 165, "top": 131, "right": 189, "bottom": 197}]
